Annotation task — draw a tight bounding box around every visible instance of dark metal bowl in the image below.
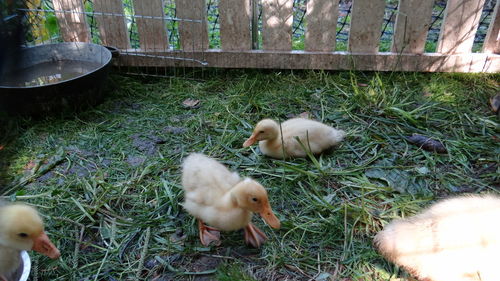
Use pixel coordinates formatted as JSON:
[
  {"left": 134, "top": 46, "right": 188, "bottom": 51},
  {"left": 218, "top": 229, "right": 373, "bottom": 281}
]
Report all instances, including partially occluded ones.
[{"left": 0, "top": 42, "right": 112, "bottom": 116}]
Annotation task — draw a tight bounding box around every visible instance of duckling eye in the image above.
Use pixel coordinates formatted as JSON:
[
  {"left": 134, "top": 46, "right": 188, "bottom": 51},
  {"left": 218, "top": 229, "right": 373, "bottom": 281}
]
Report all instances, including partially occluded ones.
[
  {"left": 18, "top": 233, "right": 28, "bottom": 238},
  {"left": 259, "top": 130, "right": 265, "bottom": 134},
  {"left": 252, "top": 197, "right": 258, "bottom": 202}
]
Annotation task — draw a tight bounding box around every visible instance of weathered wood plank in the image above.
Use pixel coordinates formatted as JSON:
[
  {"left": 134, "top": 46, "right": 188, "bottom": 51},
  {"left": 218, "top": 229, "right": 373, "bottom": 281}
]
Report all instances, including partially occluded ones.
[
  {"left": 437, "top": 0, "right": 486, "bottom": 54},
  {"left": 176, "top": 0, "right": 209, "bottom": 50},
  {"left": 483, "top": 1, "right": 500, "bottom": 54},
  {"left": 117, "top": 50, "right": 500, "bottom": 73},
  {"left": 219, "top": 0, "right": 252, "bottom": 50},
  {"left": 305, "top": 0, "right": 339, "bottom": 51},
  {"left": 391, "top": 0, "right": 434, "bottom": 54},
  {"left": 133, "top": 0, "right": 169, "bottom": 51},
  {"left": 53, "top": 0, "right": 90, "bottom": 42},
  {"left": 348, "top": 0, "right": 385, "bottom": 53},
  {"left": 93, "top": 0, "right": 130, "bottom": 49},
  {"left": 262, "top": 0, "right": 294, "bottom": 51}
]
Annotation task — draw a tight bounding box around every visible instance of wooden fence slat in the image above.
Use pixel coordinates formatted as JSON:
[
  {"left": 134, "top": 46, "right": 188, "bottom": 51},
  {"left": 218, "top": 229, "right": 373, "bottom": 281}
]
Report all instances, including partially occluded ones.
[
  {"left": 483, "top": 1, "right": 500, "bottom": 54},
  {"left": 305, "top": 0, "right": 339, "bottom": 52},
  {"left": 93, "top": 0, "right": 130, "bottom": 49},
  {"left": 348, "top": 0, "right": 386, "bottom": 53},
  {"left": 118, "top": 50, "right": 500, "bottom": 73},
  {"left": 437, "top": 0, "right": 486, "bottom": 54},
  {"left": 176, "top": 0, "right": 209, "bottom": 50},
  {"left": 262, "top": 0, "right": 293, "bottom": 51},
  {"left": 52, "top": 0, "right": 90, "bottom": 42},
  {"left": 219, "top": 0, "right": 252, "bottom": 50},
  {"left": 391, "top": 0, "right": 434, "bottom": 54},
  {"left": 133, "top": 0, "right": 169, "bottom": 51}
]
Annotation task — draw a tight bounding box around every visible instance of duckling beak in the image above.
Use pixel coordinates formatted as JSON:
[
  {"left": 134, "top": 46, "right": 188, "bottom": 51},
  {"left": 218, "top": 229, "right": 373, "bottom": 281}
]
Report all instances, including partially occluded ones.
[
  {"left": 259, "top": 203, "right": 280, "bottom": 229},
  {"left": 32, "top": 231, "right": 61, "bottom": 259},
  {"left": 243, "top": 134, "right": 258, "bottom": 147}
]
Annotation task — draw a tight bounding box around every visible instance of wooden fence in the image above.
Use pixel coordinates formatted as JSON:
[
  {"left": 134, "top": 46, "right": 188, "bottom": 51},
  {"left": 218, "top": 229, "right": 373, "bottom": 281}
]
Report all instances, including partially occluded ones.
[{"left": 51, "top": 0, "right": 500, "bottom": 72}]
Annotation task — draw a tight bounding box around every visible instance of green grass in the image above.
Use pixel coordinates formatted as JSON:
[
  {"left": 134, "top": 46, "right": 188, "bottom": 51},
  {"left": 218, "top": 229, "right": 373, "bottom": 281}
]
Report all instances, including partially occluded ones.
[{"left": 0, "top": 70, "right": 499, "bottom": 280}]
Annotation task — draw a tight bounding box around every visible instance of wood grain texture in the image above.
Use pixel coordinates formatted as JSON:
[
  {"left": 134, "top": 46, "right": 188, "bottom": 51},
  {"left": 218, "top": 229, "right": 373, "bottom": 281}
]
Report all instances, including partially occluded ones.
[
  {"left": 391, "top": 0, "right": 434, "bottom": 54},
  {"left": 53, "top": 0, "right": 90, "bottom": 42},
  {"left": 348, "top": 0, "right": 386, "bottom": 53},
  {"left": 93, "top": 0, "right": 130, "bottom": 49},
  {"left": 305, "top": 0, "right": 339, "bottom": 51},
  {"left": 117, "top": 50, "right": 500, "bottom": 73},
  {"left": 483, "top": 1, "right": 500, "bottom": 54},
  {"left": 262, "top": 0, "right": 294, "bottom": 51},
  {"left": 219, "top": 0, "right": 252, "bottom": 50},
  {"left": 133, "top": 0, "right": 169, "bottom": 51},
  {"left": 176, "top": 0, "right": 209, "bottom": 50},
  {"left": 437, "top": 0, "right": 486, "bottom": 54}
]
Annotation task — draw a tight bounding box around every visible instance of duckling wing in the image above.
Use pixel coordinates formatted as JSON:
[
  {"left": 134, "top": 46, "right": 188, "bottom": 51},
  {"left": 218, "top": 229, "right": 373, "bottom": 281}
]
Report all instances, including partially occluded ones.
[
  {"left": 181, "top": 153, "right": 241, "bottom": 204},
  {"left": 0, "top": 245, "right": 21, "bottom": 277},
  {"left": 281, "top": 118, "right": 345, "bottom": 155}
]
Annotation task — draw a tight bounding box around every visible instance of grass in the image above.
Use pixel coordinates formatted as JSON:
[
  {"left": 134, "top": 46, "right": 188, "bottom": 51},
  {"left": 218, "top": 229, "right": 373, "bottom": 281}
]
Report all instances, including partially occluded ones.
[{"left": 0, "top": 70, "right": 499, "bottom": 280}]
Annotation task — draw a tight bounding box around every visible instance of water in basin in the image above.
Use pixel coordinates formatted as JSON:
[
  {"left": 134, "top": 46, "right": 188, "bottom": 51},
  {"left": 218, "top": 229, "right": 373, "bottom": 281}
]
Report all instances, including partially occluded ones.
[{"left": 0, "top": 60, "right": 101, "bottom": 87}]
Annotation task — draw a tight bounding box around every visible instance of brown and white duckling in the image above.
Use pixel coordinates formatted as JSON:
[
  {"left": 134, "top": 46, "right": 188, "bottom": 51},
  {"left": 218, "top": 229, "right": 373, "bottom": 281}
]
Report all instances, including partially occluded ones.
[
  {"left": 374, "top": 194, "right": 500, "bottom": 281},
  {"left": 0, "top": 203, "right": 60, "bottom": 281},
  {"left": 181, "top": 153, "right": 280, "bottom": 248},
  {"left": 243, "top": 118, "right": 345, "bottom": 159}
]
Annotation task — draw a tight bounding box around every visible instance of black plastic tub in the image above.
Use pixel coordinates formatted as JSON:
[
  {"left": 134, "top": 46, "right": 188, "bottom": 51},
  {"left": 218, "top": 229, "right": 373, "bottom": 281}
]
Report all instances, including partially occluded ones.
[{"left": 0, "top": 42, "right": 112, "bottom": 116}]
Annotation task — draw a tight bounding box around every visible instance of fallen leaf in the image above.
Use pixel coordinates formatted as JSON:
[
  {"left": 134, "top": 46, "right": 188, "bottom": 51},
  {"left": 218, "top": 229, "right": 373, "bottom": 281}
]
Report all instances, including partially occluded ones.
[
  {"left": 423, "top": 91, "right": 432, "bottom": 97},
  {"left": 490, "top": 94, "right": 500, "bottom": 113},
  {"left": 365, "top": 159, "right": 430, "bottom": 195},
  {"left": 182, "top": 98, "right": 201, "bottom": 109},
  {"left": 298, "top": 111, "right": 311, "bottom": 119},
  {"left": 405, "top": 134, "right": 447, "bottom": 154},
  {"left": 357, "top": 83, "right": 368, "bottom": 87}
]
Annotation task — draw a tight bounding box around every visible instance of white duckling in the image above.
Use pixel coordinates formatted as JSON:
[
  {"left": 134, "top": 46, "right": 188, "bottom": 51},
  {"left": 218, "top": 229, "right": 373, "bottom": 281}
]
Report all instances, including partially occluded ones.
[
  {"left": 181, "top": 153, "right": 280, "bottom": 248},
  {"left": 374, "top": 194, "right": 500, "bottom": 281},
  {"left": 0, "top": 203, "right": 60, "bottom": 281},
  {"left": 243, "top": 118, "right": 346, "bottom": 159}
]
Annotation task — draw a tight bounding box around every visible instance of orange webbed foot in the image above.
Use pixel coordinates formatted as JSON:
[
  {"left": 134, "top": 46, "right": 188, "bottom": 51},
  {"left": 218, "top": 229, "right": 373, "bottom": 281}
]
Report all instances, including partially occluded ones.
[
  {"left": 198, "top": 219, "right": 221, "bottom": 246},
  {"left": 244, "top": 223, "right": 268, "bottom": 248}
]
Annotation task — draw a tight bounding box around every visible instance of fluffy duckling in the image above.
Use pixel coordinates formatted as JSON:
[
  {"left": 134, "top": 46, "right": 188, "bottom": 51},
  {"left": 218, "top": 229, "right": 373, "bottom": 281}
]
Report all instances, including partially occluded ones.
[
  {"left": 374, "top": 194, "right": 500, "bottom": 281},
  {"left": 243, "top": 118, "right": 345, "bottom": 159},
  {"left": 181, "top": 153, "right": 280, "bottom": 248},
  {"left": 0, "top": 203, "right": 60, "bottom": 281}
]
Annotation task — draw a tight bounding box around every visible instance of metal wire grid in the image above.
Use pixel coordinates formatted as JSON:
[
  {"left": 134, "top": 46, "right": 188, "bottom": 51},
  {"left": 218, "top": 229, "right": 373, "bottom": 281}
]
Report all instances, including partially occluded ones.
[
  {"left": 19, "top": 0, "right": 497, "bottom": 52},
  {"left": 14, "top": 0, "right": 498, "bottom": 75}
]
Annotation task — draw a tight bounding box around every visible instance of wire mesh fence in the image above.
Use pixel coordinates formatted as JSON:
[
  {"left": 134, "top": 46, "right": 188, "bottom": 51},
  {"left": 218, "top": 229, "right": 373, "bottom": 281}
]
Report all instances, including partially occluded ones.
[{"left": 17, "top": 0, "right": 498, "bottom": 53}]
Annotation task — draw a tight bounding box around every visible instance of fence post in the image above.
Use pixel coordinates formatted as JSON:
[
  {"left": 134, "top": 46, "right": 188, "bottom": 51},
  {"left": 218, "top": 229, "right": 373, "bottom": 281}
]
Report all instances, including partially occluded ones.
[
  {"left": 305, "top": 0, "right": 339, "bottom": 52},
  {"left": 93, "top": 0, "right": 130, "bottom": 49},
  {"left": 53, "top": 0, "right": 90, "bottom": 42},
  {"left": 437, "top": 0, "right": 486, "bottom": 54},
  {"left": 262, "top": 0, "right": 293, "bottom": 51},
  {"left": 133, "top": 0, "right": 169, "bottom": 51},
  {"left": 348, "top": 0, "right": 385, "bottom": 53}
]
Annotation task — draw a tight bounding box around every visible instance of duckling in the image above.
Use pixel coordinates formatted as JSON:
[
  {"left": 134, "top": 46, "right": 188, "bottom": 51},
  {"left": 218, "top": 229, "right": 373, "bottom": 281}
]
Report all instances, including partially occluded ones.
[
  {"left": 243, "top": 118, "right": 345, "bottom": 159},
  {"left": 374, "top": 194, "right": 500, "bottom": 281},
  {"left": 0, "top": 203, "right": 60, "bottom": 281},
  {"left": 181, "top": 153, "right": 280, "bottom": 248}
]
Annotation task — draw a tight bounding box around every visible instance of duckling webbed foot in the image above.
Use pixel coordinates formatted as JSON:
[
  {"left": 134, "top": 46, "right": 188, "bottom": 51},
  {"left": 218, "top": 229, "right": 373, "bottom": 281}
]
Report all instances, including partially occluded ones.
[
  {"left": 198, "top": 219, "right": 221, "bottom": 246},
  {"left": 244, "top": 223, "right": 267, "bottom": 248}
]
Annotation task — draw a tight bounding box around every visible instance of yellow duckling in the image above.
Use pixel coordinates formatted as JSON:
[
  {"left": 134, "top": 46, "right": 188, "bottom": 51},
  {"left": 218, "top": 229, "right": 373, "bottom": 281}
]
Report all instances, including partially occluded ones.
[
  {"left": 374, "top": 194, "right": 500, "bottom": 281},
  {"left": 181, "top": 153, "right": 280, "bottom": 248},
  {"left": 243, "top": 118, "right": 346, "bottom": 159},
  {"left": 0, "top": 203, "right": 60, "bottom": 281}
]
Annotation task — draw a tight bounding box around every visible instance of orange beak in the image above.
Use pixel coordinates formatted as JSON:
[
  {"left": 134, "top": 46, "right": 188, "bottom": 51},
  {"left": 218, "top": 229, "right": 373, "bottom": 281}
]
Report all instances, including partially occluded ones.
[
  {"left": 32, "top": 231, "right": 61, "bottom": 259},
  {"left": 259, "top": 203, "right": 281, "bottom": 229},
  {"left": 243, "top": 134, "right": 258, "bottom": 147}
]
